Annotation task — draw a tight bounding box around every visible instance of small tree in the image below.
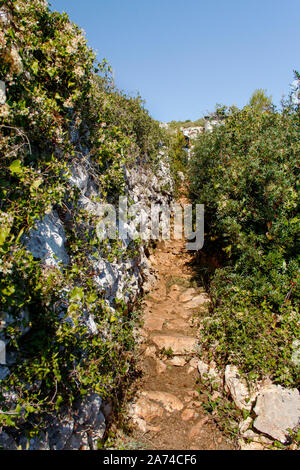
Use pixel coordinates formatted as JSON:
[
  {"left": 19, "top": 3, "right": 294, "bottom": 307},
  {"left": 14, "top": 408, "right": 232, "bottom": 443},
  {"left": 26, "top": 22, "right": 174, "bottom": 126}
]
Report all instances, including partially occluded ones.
[{"left": 249, "top": 89, "right": 272, "bottom": 112}]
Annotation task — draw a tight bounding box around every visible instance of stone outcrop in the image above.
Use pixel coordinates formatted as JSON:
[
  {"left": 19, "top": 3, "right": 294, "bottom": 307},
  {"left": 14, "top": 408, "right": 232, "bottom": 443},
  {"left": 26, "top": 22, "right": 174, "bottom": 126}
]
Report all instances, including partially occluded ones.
[
  {"left": 253, "top": 385, "right": 300, "bottom": 443},
  {"left": 224, "top": 365, "right": 253, "bottom": 411},
  {"left": 0, "top": 150, "right": 174, "bottom": 449},
  {"left": 195, "top": 360, "right": 300, "bottom": 449}
]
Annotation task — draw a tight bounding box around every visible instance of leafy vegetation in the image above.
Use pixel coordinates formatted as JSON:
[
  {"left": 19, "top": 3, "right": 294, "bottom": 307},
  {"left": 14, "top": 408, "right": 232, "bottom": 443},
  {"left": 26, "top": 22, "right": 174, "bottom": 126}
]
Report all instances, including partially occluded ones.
[
  {"left": 189, "top": 84, "right": 300, "bottom": 387},
  {"left": 0, "top": 0, "right": 170, "bottom": 433},
  {"left": 249, "top": 89, "right": 273, "bottom": 113}
]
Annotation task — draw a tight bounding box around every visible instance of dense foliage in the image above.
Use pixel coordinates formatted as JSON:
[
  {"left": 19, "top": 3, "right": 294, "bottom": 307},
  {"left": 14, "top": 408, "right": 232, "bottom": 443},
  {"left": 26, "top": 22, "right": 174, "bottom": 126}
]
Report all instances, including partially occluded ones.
[
  {"left": 189, "top": 92, "right": 300, "bottom": 386},
  {"left": 0, "top": 0, "right": 168, "bottom": 432}
]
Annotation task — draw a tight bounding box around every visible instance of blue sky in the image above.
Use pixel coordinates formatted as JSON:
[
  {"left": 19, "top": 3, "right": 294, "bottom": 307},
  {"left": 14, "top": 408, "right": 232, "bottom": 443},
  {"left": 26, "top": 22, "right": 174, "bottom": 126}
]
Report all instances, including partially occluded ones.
[{"left": 50, "top": 0, "right": 300, "bottom": 122}]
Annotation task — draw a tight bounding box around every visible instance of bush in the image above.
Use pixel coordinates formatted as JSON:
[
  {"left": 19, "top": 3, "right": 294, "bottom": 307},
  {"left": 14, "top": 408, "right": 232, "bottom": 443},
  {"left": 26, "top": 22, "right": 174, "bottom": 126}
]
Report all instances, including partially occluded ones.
[
  {"left": 189, "top": 95, "right": 300, "bottom": 386},
  {"left": 0, "top": 0, "right": 169, "bottom": 430}
]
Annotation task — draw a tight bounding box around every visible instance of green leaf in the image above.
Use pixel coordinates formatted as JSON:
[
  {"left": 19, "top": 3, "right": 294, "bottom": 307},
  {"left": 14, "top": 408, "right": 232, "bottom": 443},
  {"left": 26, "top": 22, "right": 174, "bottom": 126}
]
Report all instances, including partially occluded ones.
[
  {"left": 0, "top": 226, "right": 11, "bottom": 247},
  {"left": 70, "top": 286, "right": 84, "bottom": 301},
  {"left": 31, "top": 60, "right": 39, "bottom": 75},
  {"left": 9, "top": 159, "right": 22, "bottom": 175},
  {"left": 30, "top": 177, "right": 43, "bottom": 190}
]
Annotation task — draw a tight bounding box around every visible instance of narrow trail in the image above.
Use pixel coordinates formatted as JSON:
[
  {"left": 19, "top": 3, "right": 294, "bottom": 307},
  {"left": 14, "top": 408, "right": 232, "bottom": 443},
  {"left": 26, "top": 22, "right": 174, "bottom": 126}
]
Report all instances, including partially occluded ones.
[{"left": 126, "top": 193, "right": 234, "bottom": 450}]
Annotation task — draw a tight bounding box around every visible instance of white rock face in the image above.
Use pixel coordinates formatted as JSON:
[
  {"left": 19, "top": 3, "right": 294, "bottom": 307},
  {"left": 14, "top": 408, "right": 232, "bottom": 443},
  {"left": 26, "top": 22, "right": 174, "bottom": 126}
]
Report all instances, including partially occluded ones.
[
  {"left": 5, "top": 151, "right": 174, "bottom": 450},
  {"left": 224, "top": 365, "right": 252, "bottom": 410},
  {"left": 253, "top": 385, "right": 300, "bottom": 443},
  {"left": 23, "top": 210, "right": 69, "bottom": 267}
]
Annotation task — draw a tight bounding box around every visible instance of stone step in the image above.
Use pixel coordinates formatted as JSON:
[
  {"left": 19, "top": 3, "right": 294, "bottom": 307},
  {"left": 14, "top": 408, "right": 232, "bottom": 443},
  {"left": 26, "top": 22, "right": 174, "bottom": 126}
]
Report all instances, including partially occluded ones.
[
  {"left": 151, "top": 334, "right": 197, "bottom": 355},
  {"left": 141, "top": 391, "right": 184, "bottom": 412}
]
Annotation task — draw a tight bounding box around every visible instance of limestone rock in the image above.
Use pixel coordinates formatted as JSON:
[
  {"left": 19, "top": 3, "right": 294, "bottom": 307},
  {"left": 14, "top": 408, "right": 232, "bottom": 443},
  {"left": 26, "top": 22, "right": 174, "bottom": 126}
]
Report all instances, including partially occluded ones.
[
  {"left": 189, "top": 358, "right": 199, "bottom": 369},
  {"left": 19, "top": 432, "right": 50, "bottom": 450},
  {"left": 0, "top": 340, "right": 5, "bottom": 365},
  {"left": 253, "top": 384, "right": 300, "bottom": 443},
  {"left": 224, "top": 365, "right": 252, "bottom": 410},
  {"left": 169, "top": 356, "right": 186, "bottom": 367},
  {"left": 144, "top": 345, "right": 156, "bottom": 358},
  {"left": 74, "top": 393, "right": 103, "bottom": 427},
  {"left": 238, "top": 439, "right": 264, "bottom": 451},
  {"left": 144, "top": 313, "right": 165, "bottom": 331},
  {"left": 64, "top": 432, "right": 89, "bottom": 450},
  {"left": 239, "top": 417, "right": 253, "bottom": 435},
  {"left": 166, "top": 317, "right": 188, "bottom": 330},
  {"left": 23, "top": 210, "right": 69, "bottom": 267}
]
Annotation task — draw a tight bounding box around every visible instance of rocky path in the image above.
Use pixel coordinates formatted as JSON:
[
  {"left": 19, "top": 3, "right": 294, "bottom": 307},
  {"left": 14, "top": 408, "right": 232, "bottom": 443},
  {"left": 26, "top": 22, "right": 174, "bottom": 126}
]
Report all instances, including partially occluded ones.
[{"left": 126, "top": 199, "right": 234, "bottom": 450}]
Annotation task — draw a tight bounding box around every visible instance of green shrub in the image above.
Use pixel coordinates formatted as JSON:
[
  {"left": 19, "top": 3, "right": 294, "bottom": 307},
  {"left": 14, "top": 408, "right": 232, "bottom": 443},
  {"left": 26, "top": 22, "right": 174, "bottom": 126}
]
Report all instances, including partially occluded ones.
[
  {"left": 0, "top": 0, "right": 169, "bottom": 431},
  {"left": 189, "top": 94, "right": 300, "bottom": 386}
]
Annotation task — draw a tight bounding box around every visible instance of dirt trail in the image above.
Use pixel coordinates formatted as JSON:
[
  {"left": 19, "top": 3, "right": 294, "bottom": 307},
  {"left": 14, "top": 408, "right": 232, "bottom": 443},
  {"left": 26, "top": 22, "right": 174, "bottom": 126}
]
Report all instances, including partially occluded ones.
[{"left": 126, "top": 194, "right": 234, "bottom": 450}]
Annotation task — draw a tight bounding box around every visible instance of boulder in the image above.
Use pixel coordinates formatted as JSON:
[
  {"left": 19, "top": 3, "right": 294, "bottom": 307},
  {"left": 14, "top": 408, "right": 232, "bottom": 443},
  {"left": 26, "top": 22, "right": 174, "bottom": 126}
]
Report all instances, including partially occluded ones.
[{"left": 253, "top": 384, "right": 300, "bottom": 443}]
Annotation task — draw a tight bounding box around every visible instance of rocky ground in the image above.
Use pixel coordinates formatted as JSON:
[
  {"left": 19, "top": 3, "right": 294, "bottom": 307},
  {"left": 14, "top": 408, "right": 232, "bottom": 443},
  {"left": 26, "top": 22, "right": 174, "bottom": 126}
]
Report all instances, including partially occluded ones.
[
  {"left": 123, "top": 195, "right": 235, "bottom": 450},
  {"left": 107, "top": 192, "right": 300, "bottom": 451}
]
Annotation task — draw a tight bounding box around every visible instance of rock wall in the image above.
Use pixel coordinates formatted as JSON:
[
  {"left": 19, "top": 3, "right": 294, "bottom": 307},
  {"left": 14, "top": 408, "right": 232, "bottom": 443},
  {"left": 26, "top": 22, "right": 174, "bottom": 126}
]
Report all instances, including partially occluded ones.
[{"left": 0, "top": 150, "right": 174, "bottom": 450}]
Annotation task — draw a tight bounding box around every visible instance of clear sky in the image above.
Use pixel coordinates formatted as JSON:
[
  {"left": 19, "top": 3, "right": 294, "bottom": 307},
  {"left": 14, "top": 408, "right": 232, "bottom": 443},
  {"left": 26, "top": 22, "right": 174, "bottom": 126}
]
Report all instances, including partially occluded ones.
[{"left": 50, "top": 0, "right": 300, "bottom": 122}]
